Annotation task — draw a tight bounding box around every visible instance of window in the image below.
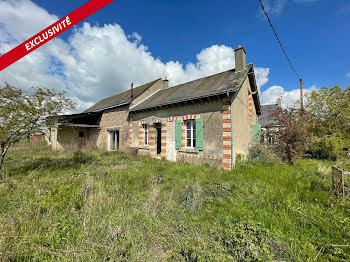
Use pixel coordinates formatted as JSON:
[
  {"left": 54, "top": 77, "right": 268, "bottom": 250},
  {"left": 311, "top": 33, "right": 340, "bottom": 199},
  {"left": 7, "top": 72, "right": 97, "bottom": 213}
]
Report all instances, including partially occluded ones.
[
  {"left": 143, "top": 125, "right": 148, "bottom": 146},
  {"left": 48, "top": 127, "right": 52, "bottom": 142},
  {"left": 79, "top": 131, "right": 84, "bottom": 137},
  {"left": 186, "top": 120, "right": 196, "bottom": 148},
  {"left": 108, "top": 130, "right": 119, "bottom": 151}
]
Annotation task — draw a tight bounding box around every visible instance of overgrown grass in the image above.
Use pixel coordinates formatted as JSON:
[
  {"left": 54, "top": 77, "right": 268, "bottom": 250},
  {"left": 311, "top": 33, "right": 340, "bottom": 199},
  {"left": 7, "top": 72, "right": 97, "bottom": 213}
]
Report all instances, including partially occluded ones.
[{"left": 0, "top": 143, "right": 349, "bottom": 261}]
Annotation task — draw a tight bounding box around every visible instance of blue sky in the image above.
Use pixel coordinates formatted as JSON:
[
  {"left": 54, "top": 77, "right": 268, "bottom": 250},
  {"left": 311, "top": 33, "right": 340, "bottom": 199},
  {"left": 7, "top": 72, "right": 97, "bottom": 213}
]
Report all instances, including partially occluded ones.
[{"left": 0, "top": 0, "right": 349, "bottom": 110}]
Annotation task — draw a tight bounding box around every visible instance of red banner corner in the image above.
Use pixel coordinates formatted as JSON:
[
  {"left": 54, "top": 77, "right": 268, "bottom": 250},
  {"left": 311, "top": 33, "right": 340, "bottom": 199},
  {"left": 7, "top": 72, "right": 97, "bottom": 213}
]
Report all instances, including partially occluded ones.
[{"left": 0, "top": 0, "right": 114, "bottom": 71}]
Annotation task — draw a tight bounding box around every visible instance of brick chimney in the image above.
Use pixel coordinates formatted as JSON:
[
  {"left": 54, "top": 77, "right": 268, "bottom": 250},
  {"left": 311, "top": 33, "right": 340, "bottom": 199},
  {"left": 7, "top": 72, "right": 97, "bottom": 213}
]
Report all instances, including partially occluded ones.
[
  {"left": 164, "top": 76, "right": 169, "bottom": 89},
  {"left": 277, "top": 98, "right": 282, "bottom": 107},
  {"left": 235, "top": 45, "right": 246, "bottom": 71}
]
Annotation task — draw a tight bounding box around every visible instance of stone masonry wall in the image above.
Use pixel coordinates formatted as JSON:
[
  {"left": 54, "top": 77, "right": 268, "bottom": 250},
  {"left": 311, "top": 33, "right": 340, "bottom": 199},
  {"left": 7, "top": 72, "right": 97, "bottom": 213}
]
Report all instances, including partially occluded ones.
[
  {"left": 97, "top": 105, "right": 129, "bottom": 150},
  {"left": 131, "top": 101, "right": 223, "bottom": 168}
]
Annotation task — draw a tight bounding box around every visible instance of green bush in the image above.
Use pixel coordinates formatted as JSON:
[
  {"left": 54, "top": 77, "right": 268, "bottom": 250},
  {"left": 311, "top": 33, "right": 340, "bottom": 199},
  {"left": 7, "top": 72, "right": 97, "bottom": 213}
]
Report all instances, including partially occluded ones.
[
  {"left": 217, "top": 222, "right": 277, "bottom": 261},
  {"left": 309, "top": 136, "right": 344, "bottom": 160},
  {"left": 170, "top": 222, "right": 284, "bottom": 261}
]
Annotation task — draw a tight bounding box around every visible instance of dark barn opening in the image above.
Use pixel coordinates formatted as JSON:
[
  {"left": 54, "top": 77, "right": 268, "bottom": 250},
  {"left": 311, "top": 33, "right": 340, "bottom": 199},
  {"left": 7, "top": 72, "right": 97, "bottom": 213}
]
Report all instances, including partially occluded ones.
[{"left": 156, "top": 125, "right": 161, "bottom": 155}]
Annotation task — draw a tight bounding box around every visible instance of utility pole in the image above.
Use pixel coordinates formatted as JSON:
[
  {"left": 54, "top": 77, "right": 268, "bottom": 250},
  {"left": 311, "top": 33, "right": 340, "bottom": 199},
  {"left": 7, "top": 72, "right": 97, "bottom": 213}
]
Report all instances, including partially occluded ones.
[{"left": 300, "top": 78, "right": 304, "bottom": 111}]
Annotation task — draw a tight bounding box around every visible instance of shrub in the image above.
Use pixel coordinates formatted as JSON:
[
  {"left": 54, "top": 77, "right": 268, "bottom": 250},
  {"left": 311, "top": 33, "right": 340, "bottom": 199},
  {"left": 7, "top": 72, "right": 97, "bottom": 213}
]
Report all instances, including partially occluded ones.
[
  {"left": 309, "top": 136, "right": 344, "bottom": 160},
  {"left": 169, "top": 239, "right": 224, "bottom": 262},
  {"left": 247, "top": 145, "right": 281, "bottom": 165},
  {"left": 217, "top": 222, "right": 276, "bottom": 261},
  {"left": 169, "top": 222, "right": 286, "bottom": 261}
]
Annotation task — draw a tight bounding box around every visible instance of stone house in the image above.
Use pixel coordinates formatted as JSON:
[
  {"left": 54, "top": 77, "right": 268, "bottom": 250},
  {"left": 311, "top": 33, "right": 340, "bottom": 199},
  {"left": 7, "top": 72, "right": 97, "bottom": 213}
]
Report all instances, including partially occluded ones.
[
  {"left": 30, "top": 133, "right": 44, "bottom": 142},
  {"left": 258, "top": 99, "right": 282, "bottom": 146},
  {"left": 47, "top": 46, "right": 262, "bottom": 169},
  {"left": 47, "top": 79, "right": 167, "bottom": 151}
]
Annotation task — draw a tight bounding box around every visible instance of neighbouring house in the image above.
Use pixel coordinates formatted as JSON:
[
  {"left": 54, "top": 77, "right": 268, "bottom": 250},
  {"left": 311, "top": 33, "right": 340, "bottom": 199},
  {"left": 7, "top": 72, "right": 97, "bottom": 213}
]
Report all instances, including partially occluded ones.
[
  {"left": 30, "top": 132, "right": 44, "bottom": 142},
  {"left": 47, "top": 46, "right": 262, "bottom": 169},
  {"left": 46, "top": 79, "right": 167, "bottom": 151},
  {"left": 258, "top": 98, "right": 282, "bottom": 146}
]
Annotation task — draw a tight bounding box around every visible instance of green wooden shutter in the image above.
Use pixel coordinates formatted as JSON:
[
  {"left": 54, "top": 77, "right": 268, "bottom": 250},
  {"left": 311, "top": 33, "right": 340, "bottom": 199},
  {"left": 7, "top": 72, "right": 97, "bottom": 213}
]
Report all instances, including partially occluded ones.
[
  {"left": 196, "top": 118, "right": 204, "bottom": 151},
  {"left": 252, "top": 123, "right": 261, "bottom": 145},
  {"left": 175, "top": 120, "right": 182, "bottom": 149}
]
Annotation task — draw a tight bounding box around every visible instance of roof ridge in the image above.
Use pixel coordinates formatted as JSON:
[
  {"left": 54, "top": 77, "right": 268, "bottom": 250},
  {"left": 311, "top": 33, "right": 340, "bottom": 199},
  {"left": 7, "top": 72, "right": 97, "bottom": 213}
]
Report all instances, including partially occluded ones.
[
  {"left": 130, "top": 64, "right": 253, "bottom": 112},
  {"left": 102, "top": 78, "right": 160, "bottom": 100},
  {"left": 161, "top": 63, "right": 253, "bottom": 93},
  {"left": 84, "top": 78, "right": 161, "bottom": 113},
  {"left": 165, "top": 69, "right": 235, "bottom": 91}
]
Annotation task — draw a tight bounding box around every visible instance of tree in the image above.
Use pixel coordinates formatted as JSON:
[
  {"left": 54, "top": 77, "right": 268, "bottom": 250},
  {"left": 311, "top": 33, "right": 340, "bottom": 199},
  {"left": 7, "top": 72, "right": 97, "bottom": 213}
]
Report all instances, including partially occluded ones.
[
  {"left": 270, "top": 107, "right": 311, "bottom": 163},
  {"left": 305, "top": 86, "right": 350, "bottom": 139},
  {"left": 0, "top": 84, "right": 75, "bottom": 171},
  {"left": 304, "top": 86, "right": 350, "bottom": 159}
]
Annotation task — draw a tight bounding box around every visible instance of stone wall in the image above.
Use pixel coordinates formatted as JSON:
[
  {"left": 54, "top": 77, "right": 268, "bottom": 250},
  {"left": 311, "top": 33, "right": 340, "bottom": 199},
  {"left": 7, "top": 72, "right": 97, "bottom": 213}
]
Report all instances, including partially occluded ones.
[
  {"left": 231, "top": 77, "right": 258, "bottom": 161},
  {"left": 130, "top": 80, "right": 167, "bottom": 108},
  {"left": 53, "top": 126, "right": 87, "bottom": 150},
  {"left": 130, "top": 100, "right": 223, "bottom": 167},
  {"left": 97, "top": 105, "right": 129, "bottom": 150}
]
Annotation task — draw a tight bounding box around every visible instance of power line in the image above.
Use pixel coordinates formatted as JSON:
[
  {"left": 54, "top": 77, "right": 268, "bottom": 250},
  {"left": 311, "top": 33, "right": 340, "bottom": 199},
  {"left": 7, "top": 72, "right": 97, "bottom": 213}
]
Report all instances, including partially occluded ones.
[
  {"left": 258, "top": 0, "right": 304, "bottom": 111},
  {"left": 258, "top": 0, "right": 301, "bottom": 80}
]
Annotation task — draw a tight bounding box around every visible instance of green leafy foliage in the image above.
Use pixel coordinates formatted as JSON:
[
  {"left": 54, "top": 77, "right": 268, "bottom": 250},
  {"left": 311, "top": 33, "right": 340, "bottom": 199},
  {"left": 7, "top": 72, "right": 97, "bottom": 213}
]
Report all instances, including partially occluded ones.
[
  {"left": 0, "top": 84, "right": 75, "bottom": 170},
  {"left": 309, "top": 136, "right": 345, "bottom": 160},
  {"left": 170, "top": 222, "right": 281, "bottom": 261},
  {"left": 304, "top": 86, "right": 350, "bottom": 160},
  {"left": 265, "top": 86, "right": 350, "bottom": 162},
  {"left": 305, "top": 86, "right": 350, "bottom": 139},
  {"left": 218, "top": 222, "right": 276, "bottom": 261},
  {"left": 268, "top": 107, "right": 311, "bottom": 163}
]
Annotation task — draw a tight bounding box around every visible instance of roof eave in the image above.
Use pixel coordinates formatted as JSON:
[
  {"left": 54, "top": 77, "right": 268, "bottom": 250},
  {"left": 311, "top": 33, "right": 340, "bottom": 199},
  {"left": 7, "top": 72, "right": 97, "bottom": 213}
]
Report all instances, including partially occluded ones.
[
  {"left": 87, "top": 101, "right": 131, "bottom": 113},
  {"left": 58, "top": 123, "right": 101, "bottom": 128},
  {"left": 247, "top": 65, "right": 262, "bottom": 115}
]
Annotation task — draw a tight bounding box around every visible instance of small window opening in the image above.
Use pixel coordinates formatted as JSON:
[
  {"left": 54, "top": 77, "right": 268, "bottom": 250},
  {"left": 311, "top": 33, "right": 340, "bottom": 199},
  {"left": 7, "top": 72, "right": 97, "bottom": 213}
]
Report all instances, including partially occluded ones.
[
  {"left": 143, "top": 124, "right": 148, "bottom": 146},
  {"left": 79, "top": 132, "right": 84, "bottom": 137}
]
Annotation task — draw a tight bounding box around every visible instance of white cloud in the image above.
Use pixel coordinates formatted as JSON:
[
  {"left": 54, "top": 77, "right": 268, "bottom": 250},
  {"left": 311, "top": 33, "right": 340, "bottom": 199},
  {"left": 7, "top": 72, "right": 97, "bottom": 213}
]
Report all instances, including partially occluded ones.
[
  {"left": 0, "top": 0, "right": 274, "bottom": 112},
  {"left": 261, "top": 0, "right": 287, "bottom": 15},
  {"left": 260, "top": 0, "right": 319, "bottom": 16},
  {"left": 0, "top": 0, "right": 58, "bottom": 44},
  {"left": 164, "top": 45, "right": 237, "bottom": 87},
  {"left": 260, "top": 84, "right": 317, "bottom": 107},
  {"left": 129, "top": 32, "right": 142, "bottom": 42},
  {"left": 254, "top": 67, "right": 270, "bottom": 91}
]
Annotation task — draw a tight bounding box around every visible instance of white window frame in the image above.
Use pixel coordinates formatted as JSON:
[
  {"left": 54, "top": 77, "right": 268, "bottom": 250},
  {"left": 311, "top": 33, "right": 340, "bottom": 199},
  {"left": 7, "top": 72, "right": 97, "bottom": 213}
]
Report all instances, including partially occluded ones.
[
  {"left": 144, "top": 124, "right": 149, "bottom": 146},
  {"left": 106, "top": 127, "right": 121, "bottom": 151},
  {"left": 186, "top": 120, "right": 196, "bottom": 148},
  {"left": 48, "top": 127, "right": 52, "bottom": 142}
]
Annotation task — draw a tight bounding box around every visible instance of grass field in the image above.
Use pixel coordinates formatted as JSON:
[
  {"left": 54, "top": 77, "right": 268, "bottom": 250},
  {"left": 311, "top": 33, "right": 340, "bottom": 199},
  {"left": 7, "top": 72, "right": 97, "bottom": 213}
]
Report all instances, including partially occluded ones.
[{"left": 0, "top": 143, "right": 349, "bottom": 261}]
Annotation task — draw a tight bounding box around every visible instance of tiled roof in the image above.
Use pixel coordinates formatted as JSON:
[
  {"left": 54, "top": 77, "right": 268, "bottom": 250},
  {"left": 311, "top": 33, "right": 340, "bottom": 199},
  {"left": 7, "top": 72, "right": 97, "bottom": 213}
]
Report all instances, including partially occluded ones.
[
  {"left": 84, "top": 79, "right": 160, "bottom": 113},
  {"left": 130, "top": 64, "right": 253, "bottom": 112},
  {"left": 258, "top": 104, "right": 279, "bottom": 127}
]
